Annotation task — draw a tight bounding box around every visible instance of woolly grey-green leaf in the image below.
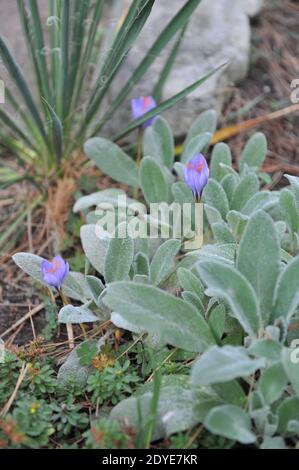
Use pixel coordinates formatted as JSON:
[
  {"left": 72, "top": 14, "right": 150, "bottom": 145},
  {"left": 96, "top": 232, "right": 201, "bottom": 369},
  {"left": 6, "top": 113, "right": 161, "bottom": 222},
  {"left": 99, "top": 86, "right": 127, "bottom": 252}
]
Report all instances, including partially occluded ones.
[
  {"left": 239, "top": 132, "right": 267, "bottom": 172},
  {"left": 140, "top": 156, "right": 169, "bottom": 204},
  {"left": 58, "top": 304, "right": 100, "bottom": 324},
  {"left": 279, "top": 188, "right": 299, "bottom": 237},
  {"left": 193, "top": 243, "right": 236, "bottom": 265},
  {"left": 221, "top": 174, "right": 239, "bottom": 205},
  {"left": 181, "top": 132, "right": 211, "bottom": 164},
  {"left": 182, "top": 291, "right": 204, "bottom": 313},
  {"left": 248, "top": 338, "right": 282, "bottom": 363},
  {"left": 110, "top": 381, "right": 198, "bottom": 441},
  {"left": 133, "top": 251, "right": 150, "bottom": 277},
  {"left": 104, "top": 229, "right": 134, "bottom": 283},
  {"left": 102, "top": 282, "right": 215, "bottom": 352},
  {"left": 80, "top": 224, "right": 109, "bottom": 276},
  {"left": 241, "top": 190, "right": 279, "bottom": 216},
  {"left": 259, "top": 362, "right": 287, "bottom": 405},
  {"left": 272, "top": 256, "right": 299, "bottom": 323},
  {"left": 277, "top": 396, "right": 299, "bottom": 434},
  {"left": 143, "top": 116, "right": 174, "bottom": 168},
  {"left": 171, "top": 181, "right": 194, "bottom": 203},
  {"left": 84, "top": 137, "right": 139, "bottom": 187},
  {"left": 204, "top": 405, "right": 256, "bottom": 444},
  {"left": 281, "top": 348, "right": 299, "bottom": 398},
  {"left": 227, "top": 211, "right": 249, "bottom": 238},
  {"left": 211, "top": 222, "right": 235, "bottom": 244},
  {"left": 210, "top": 143, "right": 232, "bottom": 181},
  {"left": 191, "top": 346, "right": 264, "bottom": 386},
  {"left": 231, "top": 173, "right": 259, "bottom": 212},
  {"left": 285, "top": 174, "right": 299, "bottom": 213},
  {"left": 73, "top": 188, "right": 126, "bottom": 213},
  {"left": 177, "top": 267, "right": 205, "bottom": 300},
  {"left": 202, "top": 179, "right": 229, "bottom": 219},
  {"left": 204, "top": 204, "right": 223, "bottom": 225},
  {"left": 185, "top": 109, "right": 217, "bottom": 144},
  {"left": 208, "top": 304, "right": 226, "bottom": 342},
  {"left": 150, "top": 239, "right": 181, "bottom": 285},
  {"left": 237, "top": 210, "right": 280, "bottom": 322},
  {"left": 197, "top": 260, "right": 260, "bottom": 336}
]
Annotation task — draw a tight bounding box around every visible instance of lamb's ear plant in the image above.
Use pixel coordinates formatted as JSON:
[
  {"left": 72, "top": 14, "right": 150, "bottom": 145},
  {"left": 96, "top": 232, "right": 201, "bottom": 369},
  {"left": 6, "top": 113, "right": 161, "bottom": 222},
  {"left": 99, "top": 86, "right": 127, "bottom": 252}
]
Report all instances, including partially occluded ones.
[{"left": 12, "top": 110, "right": 299, "bottom": 448}]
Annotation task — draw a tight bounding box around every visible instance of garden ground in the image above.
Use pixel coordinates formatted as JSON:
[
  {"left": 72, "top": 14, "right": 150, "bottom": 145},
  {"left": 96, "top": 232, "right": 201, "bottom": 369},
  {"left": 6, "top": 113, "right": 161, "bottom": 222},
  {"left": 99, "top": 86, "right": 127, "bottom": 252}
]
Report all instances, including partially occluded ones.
[{"left": 1, "top": 0, "right": 299, "bottom": 347}]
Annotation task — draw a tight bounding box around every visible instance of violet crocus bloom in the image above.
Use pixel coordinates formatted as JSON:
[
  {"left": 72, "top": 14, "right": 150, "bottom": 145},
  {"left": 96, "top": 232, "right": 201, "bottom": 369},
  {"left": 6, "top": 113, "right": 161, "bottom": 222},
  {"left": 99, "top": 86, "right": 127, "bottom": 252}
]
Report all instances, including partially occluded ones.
[
  {"left": 131, "top": 96, "right": 157, "bottom": 128},
  {"left": 184, "top": 153, "right": 209, "bottom": 199},
  {"left": 41, "top": 255, "right": 69, "bottom": 289}
]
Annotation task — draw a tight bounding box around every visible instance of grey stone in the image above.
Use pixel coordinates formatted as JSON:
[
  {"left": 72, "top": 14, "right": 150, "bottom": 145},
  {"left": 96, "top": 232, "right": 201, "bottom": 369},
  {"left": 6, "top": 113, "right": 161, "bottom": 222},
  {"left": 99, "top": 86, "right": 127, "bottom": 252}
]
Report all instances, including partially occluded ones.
[
  {"left": 103, "top": 0, "right": 264, "bottom": 138},
  {"left": 240, "top": 0, "right": 264, "bottom": 17}
]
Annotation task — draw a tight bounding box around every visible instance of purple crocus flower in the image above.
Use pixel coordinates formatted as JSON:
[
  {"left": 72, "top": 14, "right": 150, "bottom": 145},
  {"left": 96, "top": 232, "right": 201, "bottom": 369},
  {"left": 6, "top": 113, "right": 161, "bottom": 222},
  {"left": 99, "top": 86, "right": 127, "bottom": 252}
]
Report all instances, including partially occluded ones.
[
  {"left": 184, "top": 153, "right": 209, "bottom": 199},
  {"left": 131, "top": 96, "right": 157, "bottom": 128},
  {"left": 41, "top": 255, "right": 69, "bottom": 289}
]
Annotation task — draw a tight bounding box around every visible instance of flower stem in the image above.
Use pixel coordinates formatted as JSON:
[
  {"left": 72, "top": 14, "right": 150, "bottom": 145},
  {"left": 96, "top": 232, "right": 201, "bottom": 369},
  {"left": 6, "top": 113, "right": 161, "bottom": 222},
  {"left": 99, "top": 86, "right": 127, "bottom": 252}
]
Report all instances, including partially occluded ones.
[
  {"left": 58, "top": 289, "right": 74, "bottom": 350},
  {"left": 133, "top": 127, "right": 143, "bottom": 199}
]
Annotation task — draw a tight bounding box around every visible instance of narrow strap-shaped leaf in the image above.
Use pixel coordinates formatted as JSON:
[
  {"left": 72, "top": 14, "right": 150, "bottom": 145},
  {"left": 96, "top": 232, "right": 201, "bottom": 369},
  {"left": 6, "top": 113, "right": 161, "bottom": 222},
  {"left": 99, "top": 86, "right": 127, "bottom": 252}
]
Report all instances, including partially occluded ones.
[
  {"left": 152, "top": 23, "right": 188, "bottom": 102},
  {"left": 0, "top": 108, "right": 36, "bottom": 150},
  {"left": 4, "top": 87, "right": 39, "bottom": 144},
  {"left": 16, "top": 0, "right": 44, "bottom": 99},
  {"left": 92, "top": 0, "right": 201, "bottom": 136},
  {"left": 85, "top": 0, "right": 155, "bottom": 126},
  {"left": 58, "top": 0, "right": 70, "bottom": 120},
  {"left": 42, "top": 98, "right": 63, "bottom": 165},
  {"left": 65, "top": 0, "right": 91, "bottom": 114},
  {"left": 69, "top": 0, "right": 105, "bottom": 119},
  {"left": 112, "top": 63, "right": 227, "bottom": 141},
  {"left": 0, "top": 36, "right": 49, "bottom": 146},
  {"left": 28, "top": 0, "right": 51, "bottom": 103}
]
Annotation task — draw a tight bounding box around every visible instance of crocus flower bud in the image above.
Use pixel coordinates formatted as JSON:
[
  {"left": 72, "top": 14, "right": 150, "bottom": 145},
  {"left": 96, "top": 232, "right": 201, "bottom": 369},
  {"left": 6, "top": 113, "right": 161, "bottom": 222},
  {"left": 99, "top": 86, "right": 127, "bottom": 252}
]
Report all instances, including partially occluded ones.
[
  {"left": 184, "top": 153, "right": 209, "bottom": 199},
  {"left": 41, "top": 255, "right": 69, "bottom": 289},
  {"left": 131, "top": 96, "right": 157, "bottom": 128}
]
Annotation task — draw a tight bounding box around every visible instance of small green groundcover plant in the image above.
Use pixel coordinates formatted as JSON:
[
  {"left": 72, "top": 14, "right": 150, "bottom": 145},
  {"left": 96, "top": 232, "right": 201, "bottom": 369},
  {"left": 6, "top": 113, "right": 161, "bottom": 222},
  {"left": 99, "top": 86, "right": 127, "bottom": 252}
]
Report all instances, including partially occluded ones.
[{"left": 7, "top": 108, "right": 299, "bottom": 449}]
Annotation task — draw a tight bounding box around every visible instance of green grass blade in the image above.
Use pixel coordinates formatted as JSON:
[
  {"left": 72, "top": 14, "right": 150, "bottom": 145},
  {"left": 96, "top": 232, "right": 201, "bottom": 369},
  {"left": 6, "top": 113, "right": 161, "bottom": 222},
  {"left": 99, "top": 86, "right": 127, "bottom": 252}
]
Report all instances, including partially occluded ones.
[
  {"left": 42, "top": 98, "right": 63, "bottom": 166},
  {"left": 5, "top": 88, "right": 36, "bottom": 139},
  {"left": 152, "top": 24, "right": 188, "bottom": 102},
  {"left": 90, "top": 0, "right": 201, "bottom": 136},
  {"left": 0, "top": 36, "right": 49, "bottom": 147},
  {"left": 65, "top": 0, "right": 91, "bottom": 116},
  {"left": 0, "top": 108, "right": 36, "bottom": 150},
  {"left": 143, "top": 372, "right": 162, "bottom": 448},
  {"left": 57, "top": 0, "right": 70, "bottom": 119},
  {"left": 16, "top": 0, "right": 44, "bottom": 97},
  {"left": 69, "top": 0, "right": 105, "bottom": 116},
  {"left": 48, "top": 0, "right": 61, "bottom": 107},
  {"left": 113, "top": 62, "right": 228, "bottom": 141},
  {"left": 85, "top": 0, "right": 155, "bottom": 125},
  {"left": 0, "top": 130, "right": 35, "bottom": 165},
  {"left": 28, "top": 0, "right": 51, "bottom": 103}
]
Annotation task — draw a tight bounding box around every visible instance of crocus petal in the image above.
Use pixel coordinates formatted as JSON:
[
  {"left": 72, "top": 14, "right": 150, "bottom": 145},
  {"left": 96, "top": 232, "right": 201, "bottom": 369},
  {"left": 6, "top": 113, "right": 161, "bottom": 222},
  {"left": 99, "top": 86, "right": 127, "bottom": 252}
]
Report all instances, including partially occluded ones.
[
  {"left": 131, "top": 96, "right": 157, "bottom": 128},
  {"left": 41, "top": 256, "right": 69, "bottom": 289},
  {"left": 184, "top": 153, "right": 209, "bottom": 198},
  {"left": 43, "top": 272, "right": 61, "bottom": 288},
  {"left": 41, "top": 259, "right": 52, "bottom": 275}
]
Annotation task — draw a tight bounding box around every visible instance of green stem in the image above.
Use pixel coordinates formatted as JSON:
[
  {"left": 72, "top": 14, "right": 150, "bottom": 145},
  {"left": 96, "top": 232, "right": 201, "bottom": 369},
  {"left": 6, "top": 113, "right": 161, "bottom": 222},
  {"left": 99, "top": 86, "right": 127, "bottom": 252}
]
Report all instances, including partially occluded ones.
[{"left": 133, "top": 127, "right": 143, "bottom": 199}]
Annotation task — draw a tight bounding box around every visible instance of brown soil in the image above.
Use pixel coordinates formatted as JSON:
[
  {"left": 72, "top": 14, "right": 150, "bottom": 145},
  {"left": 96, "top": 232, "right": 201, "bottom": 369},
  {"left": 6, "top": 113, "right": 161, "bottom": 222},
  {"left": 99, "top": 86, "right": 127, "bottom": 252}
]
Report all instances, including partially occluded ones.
[{"left": 223, "top": 0, "right": 299, "bottom": 182}]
